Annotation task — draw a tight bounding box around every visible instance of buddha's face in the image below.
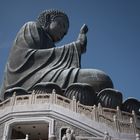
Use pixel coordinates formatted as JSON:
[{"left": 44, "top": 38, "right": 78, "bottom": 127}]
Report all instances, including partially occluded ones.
[{"left": 46, "top": 16, "right": 69, "bottom": 42}]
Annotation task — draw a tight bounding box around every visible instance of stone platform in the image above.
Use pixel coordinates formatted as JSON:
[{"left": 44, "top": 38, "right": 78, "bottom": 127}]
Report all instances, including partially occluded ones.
[{"left": 0, "top": 90, "right": 139, "bottom": 140}]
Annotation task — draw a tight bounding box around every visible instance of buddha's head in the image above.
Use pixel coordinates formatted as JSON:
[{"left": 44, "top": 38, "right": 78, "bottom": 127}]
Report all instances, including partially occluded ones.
[{"left": 37, "top": 9, "right": 69, "bottom": 42}]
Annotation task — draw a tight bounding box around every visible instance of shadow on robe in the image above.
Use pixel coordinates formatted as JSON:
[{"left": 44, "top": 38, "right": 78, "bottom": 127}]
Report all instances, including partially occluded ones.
[{"left": 0, "top": 22, "right": 81, "bottom": 99}]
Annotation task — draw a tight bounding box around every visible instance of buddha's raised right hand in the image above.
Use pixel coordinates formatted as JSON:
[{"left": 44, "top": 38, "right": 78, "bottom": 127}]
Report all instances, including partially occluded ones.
[
  {"left": 77, "top": 24, "right": 88, "bottom": 53},
  {"left": 80, "top": 24, "right": 88, "bottom": 34}
]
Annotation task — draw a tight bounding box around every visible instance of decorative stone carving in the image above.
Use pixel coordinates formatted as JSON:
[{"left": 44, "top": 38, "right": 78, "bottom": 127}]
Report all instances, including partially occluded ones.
[
  {"left": 32, "top": 82, "right": 63, "bottom": 95},
  {"left": 121, "top": 98, "right": 140, "bottom": 115},
  {"left": 97, "top": 88, "right": 122, "bottom": 109},
  {"left": 4, "top": 87, "right": 29, "bottom": 100},
  {"left": 65, "top": 83, "right": 96, "bottom": 106},
  {"left": 62, "top": 134, "right": 67, "bottom": 140},
  {"left": 104, "top": 132, "right": 111, "bottom": 140},
  {"left": 62, "top": 128, "right": 75, "bottom": 140},
  {"left": 136, "top": 134, "right": 140, "bottom": 140}
]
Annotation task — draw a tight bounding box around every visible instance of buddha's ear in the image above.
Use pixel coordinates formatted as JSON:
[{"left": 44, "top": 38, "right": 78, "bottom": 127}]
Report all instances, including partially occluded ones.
[
  {"left": 45, "top": 14, "right": 50, "bottom": 21},
  {"left": 44, "top": 14, "right": 51, "bottom": 28}
]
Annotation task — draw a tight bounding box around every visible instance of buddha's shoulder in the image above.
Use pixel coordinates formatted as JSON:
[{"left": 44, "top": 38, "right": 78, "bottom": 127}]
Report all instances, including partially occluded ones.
[{"left": 21, "top": 21, "right": 41, "bottom": 30}]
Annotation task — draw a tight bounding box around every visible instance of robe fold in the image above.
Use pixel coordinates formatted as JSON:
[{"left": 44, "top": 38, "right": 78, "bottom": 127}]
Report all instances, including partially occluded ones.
[{"left": 1, "top": 21, "right": 81, "bottom": 98}]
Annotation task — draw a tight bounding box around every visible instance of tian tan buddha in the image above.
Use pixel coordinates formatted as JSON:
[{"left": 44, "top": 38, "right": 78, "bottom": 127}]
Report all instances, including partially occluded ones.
[{"left": 0, "top": 10, "right": 139, "bottom": 114}]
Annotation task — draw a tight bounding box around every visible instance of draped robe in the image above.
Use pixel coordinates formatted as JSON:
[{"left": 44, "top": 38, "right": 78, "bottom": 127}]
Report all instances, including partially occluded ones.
[{"left": 1, "top": 22, "right": 81, "bottom": 98}]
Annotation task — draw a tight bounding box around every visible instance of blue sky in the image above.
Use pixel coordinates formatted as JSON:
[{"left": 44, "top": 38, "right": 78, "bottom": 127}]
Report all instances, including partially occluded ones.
[{"left": 0, "top": 0, "right": 140, "bottom": 101}]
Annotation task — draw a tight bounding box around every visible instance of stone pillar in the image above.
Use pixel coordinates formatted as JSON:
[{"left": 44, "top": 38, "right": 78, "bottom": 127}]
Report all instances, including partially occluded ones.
[
  {"left": 10, "top": 92, "right": 16, "bottom": 106},
  {"left": 50, "top": 89, "right": 56, "bottom": 104},
  {"left": 92, "top": 105, "right": 99, "bottom": 121},
  {"left": 97, "top": 103, "right": 103, "bottom": 115},
  {"left": 113, "top": 115, "right": 120, "bottom": 132},
  {"left": 130, "top": 117, "right": 136, "bottom": 134},
  {"left": 30, "top": 90, "right": 35, "bottom": 104},
  {"left": 116, "top": 106, "right": 122, "bottom": 121},
  {"left": 49, "top": 135, "right": 57, "bottom": 140},
  {"left": 2, "top": 135, "right": 7, "bottom": 140},
  {"left": 71, "top": 96, "right": 77, "bottom": 112},
  {"left": 132, "top": 110, "right": 137, "bottom": 124},
  {"left": 97, "top": 103, "right": 103, "bottom": 122},
  {"left": 25, "top": 134, "right": 29, "bottom": 140}
]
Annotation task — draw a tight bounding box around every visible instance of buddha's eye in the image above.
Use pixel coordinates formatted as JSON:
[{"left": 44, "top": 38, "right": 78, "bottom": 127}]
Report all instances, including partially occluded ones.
[
  {"left": 58, "top": 22, "right": 66, "bottom": 29},
  {"left": 63, "top": 23, "right": 65, "bottom": 28},
  {"left": 64, "top": 32, "right": 67, "bottom": 35}
]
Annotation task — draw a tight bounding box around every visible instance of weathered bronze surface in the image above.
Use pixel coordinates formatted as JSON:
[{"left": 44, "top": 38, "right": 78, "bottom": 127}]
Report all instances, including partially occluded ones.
[
  {"left": 1, "top": 10, "right": 139, "bottom": 113},
  {"left": 0, "top": 10, "right": 113, "bottom": 97}
]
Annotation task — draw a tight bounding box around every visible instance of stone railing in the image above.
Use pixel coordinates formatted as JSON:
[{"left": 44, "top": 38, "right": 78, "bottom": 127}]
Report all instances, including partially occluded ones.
[
  {"left": 76, "top": 136, "right": 118, "bottom": 140},
  {"left": 76, "top": 133, "right": 140, "bottom": 140},
  {"left": 11, "top": 139, "right": 26, "bottom": 140},
  {"left": 0, "top": 98, "right": 11, "bottom": 109},
  {"left": 10, "top": 134, "right": 28, "bottom": 140},
  {"left": 0, "top": 90, "right": 139, "bottom": 135}
]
